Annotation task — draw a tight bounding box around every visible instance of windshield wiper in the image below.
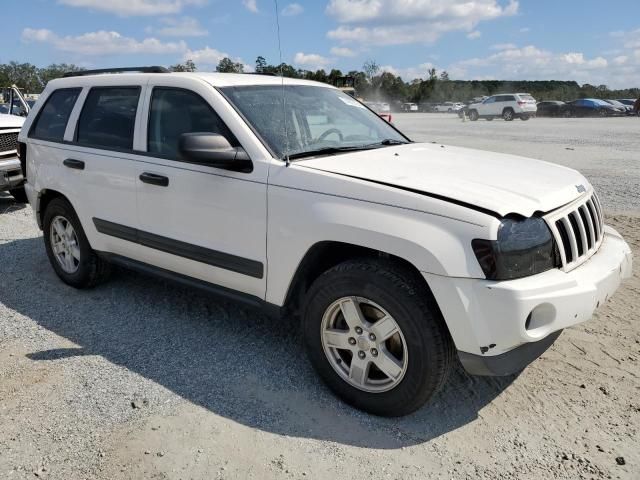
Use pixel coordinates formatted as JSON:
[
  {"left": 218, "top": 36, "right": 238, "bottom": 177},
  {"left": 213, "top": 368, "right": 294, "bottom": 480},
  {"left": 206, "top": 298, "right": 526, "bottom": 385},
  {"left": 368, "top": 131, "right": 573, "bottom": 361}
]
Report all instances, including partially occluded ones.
[{"left": 286, "top": 139, "right": 409, "bottom": 161}]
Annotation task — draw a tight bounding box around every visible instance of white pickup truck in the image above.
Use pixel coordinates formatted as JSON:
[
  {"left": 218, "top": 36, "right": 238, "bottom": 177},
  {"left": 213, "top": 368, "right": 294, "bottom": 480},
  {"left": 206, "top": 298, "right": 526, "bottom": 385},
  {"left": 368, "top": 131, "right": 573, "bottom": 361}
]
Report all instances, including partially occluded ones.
[{"left": 18, "top": 69, "right": 632, "bottom": 416}]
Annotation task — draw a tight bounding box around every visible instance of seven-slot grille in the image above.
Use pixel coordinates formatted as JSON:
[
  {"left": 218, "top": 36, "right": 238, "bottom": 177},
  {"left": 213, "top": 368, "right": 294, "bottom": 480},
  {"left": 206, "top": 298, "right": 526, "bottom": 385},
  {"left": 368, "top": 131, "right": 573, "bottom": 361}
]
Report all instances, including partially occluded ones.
[
  {"left": 0, "top": 132, "right": 19, "bottom": 154},
  {"left": 544, "top": 192, "right": 604, "bottom": 272}
]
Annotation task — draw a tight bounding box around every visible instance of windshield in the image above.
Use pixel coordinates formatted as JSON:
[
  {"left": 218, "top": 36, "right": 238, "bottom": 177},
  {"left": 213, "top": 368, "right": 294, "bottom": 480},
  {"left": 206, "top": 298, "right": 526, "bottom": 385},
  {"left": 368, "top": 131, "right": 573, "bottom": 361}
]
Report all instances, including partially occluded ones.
[{"left": 220, "top": 85, "right": 408, "bottom": 159}]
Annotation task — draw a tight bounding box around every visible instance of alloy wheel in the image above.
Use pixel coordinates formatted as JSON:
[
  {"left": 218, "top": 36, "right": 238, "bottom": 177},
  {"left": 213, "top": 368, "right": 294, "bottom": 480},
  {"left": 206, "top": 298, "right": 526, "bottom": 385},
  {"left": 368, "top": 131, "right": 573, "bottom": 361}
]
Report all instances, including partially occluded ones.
[
  {"left": 320, "top": 296, "right": 408, "bottom": 393},
  {"left": 50, "top": 215, "right": 81, "bottom": 274}
]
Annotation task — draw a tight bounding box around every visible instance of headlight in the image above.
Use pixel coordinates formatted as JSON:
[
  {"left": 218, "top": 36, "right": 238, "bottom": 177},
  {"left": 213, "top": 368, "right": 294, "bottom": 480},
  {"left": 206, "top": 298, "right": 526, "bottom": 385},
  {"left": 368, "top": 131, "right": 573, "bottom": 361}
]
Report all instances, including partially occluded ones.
[{"left": 472, "top": 217, "right": 559, "bottom": 280}]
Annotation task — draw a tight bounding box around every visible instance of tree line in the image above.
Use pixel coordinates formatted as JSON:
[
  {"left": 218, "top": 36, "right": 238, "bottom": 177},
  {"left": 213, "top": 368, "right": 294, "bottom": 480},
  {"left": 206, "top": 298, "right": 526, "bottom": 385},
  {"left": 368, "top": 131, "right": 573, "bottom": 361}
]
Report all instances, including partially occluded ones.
[{"left": 2, "top": 58, "right": 638, "bottom": 104}]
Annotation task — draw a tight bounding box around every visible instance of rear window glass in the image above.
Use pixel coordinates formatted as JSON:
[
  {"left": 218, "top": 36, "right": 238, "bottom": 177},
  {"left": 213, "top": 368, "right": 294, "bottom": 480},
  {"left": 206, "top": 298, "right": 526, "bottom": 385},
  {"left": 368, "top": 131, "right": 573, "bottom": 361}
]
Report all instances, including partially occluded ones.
[
  {"left": 76, "top": 87, "right": 140, "bottom": 150},
  {"left": 30, "top": 88, "right": 81, "bottom": 141}
]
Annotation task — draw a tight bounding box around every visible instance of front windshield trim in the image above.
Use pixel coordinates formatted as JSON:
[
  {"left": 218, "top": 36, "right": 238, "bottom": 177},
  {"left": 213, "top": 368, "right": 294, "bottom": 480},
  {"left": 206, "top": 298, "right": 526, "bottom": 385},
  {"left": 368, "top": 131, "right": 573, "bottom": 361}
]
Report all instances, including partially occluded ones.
[{"left": 217, "top": 84, "right": 412, "bottom": 161}]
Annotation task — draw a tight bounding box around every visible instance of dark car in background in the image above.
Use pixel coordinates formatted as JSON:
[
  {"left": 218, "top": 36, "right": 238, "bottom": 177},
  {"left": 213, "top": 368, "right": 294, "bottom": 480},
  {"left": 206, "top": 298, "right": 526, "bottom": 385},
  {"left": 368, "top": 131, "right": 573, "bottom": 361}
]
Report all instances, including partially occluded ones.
[
  {"left": 562, "top": 98, "right": 625, "bottom": 117},
  {"left": 536, "top": 101, "right": 566, "bottom": 117}
]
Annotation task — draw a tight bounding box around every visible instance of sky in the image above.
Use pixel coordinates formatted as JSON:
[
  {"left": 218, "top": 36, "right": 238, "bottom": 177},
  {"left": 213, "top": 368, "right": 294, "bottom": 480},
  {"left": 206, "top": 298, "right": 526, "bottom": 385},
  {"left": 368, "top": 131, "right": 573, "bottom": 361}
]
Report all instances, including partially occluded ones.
[{"left": 4, "top": 0, "right": 640, "bottom": 88}]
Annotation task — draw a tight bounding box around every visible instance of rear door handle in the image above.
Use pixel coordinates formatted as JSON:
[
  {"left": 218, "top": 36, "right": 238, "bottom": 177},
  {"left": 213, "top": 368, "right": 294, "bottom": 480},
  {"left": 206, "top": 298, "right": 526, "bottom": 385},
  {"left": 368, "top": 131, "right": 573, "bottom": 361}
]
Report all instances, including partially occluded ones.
[
  {"left": 139, "top": 172, "right": 169, "bottom": 187},
  {"left": 63, "top": 159, "right": 85, "bottom": 170}
]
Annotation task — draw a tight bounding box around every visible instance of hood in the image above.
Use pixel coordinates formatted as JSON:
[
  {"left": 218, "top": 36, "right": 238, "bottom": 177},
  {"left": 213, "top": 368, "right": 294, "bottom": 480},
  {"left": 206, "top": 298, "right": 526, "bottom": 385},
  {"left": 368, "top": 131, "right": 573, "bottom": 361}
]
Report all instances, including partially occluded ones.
[
  {"left": 0, "top": 113, "right": 25, "bottom": 129},
  {"left": 297, "top": 143, "right": 588, "bottom": 217}
]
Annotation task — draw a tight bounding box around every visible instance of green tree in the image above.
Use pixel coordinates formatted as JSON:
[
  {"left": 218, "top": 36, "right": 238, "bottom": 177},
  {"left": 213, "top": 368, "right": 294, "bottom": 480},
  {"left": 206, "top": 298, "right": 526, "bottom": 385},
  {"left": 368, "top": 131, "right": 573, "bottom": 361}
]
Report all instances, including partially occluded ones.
[
  {"left": 216, "top": 57, "right": 245, "bottom": 73},
  {"left": 169, "top": 59, "right": 197, "bottom": 72},
  {"left": 255, "top": 56, "right": 267, "bottom": 73}
]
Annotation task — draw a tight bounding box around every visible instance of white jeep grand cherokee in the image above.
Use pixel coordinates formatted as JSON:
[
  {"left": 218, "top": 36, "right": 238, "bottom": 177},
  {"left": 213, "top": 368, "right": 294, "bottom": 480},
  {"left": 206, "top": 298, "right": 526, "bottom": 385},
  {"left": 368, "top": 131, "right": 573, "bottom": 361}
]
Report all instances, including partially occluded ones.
[{"left": 18, "top": 68, "right": 632, "bottom": 416}]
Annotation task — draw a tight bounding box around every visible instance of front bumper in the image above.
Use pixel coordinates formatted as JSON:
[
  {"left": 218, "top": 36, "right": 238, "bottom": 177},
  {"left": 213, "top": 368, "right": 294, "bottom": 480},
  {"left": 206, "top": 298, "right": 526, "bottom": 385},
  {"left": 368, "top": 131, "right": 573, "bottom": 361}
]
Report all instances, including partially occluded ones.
[
  {"left": 0, "top": 156, "right": 24, "bottom": 190},
  {"left": 424, "top": 226, "right": 632, "bottom": 375}
]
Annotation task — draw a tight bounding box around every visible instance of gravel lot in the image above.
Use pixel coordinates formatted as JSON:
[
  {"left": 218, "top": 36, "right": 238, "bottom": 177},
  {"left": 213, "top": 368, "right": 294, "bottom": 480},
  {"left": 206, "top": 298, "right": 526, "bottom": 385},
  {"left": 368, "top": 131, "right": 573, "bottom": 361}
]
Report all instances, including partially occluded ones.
[
  {"left": 395, "top": 113, "right": 640, "bottom": 213},
  {"left": 1, "top": 115, "right": 638, "bottom": 479}
]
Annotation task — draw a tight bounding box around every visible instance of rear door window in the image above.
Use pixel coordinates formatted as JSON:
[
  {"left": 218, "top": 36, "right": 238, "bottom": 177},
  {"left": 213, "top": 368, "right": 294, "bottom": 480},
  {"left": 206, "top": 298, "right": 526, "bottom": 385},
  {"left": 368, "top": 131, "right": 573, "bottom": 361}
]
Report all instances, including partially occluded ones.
[
  {"left": 30, "top": 88, "right": 81, "bottom": 142},
  {"left": 76, "top": 87, "right": 140, "bottom": 150}
]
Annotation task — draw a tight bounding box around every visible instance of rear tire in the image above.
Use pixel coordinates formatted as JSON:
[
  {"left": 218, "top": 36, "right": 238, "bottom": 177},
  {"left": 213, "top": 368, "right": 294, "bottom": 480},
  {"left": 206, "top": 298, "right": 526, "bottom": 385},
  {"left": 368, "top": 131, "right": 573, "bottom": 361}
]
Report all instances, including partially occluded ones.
[
  {"left": 502, "top": 108, "right": 515, "bottom": 121},
  {"left": 9, "top": 187, "right": 28, "bottom": 203},
  {"left": 302, "top": 259, "right": 454, "bottom": 417},
  {"left": 468, "top": 110, "right": 479, "bottom": 121},
  {"left": 43, "top": 197, "right": 111, "bottom": 289}
]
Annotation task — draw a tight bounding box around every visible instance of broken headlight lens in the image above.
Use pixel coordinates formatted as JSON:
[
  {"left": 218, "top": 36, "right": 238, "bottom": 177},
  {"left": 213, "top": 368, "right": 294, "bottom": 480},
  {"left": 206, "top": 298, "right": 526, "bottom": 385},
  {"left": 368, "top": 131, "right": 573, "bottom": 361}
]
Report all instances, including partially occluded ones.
[{"left": 472, "top": 217, "right": 558, "bottom": 280}]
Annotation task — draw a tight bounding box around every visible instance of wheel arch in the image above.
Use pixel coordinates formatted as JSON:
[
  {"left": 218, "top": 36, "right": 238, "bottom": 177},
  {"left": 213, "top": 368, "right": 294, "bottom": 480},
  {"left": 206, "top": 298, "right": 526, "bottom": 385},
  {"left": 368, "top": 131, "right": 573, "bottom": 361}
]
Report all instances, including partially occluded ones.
[
  {"left": 36, "top": 189, "right": 73, "bottom": 230},
  {"left": 279, "top": 241, "right": 443, "bottom": 321}
]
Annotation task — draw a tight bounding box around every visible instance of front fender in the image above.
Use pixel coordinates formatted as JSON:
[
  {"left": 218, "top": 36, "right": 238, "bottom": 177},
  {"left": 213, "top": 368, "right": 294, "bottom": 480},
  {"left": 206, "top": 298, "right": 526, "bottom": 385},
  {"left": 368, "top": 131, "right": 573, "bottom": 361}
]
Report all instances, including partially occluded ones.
[{"left": 265, "top": 177, "right": 494, "bottom": 306}]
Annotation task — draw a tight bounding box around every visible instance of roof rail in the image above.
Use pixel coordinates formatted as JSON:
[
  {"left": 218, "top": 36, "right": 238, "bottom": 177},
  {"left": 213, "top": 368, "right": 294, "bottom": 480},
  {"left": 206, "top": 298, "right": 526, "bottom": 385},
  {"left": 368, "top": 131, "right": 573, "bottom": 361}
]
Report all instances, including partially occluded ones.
[
  {"left": 63, "top": 66, "right": 170, "bottom": 78},
  {"left": 246, "top": 72, "right": 278, "bottom": 77}
]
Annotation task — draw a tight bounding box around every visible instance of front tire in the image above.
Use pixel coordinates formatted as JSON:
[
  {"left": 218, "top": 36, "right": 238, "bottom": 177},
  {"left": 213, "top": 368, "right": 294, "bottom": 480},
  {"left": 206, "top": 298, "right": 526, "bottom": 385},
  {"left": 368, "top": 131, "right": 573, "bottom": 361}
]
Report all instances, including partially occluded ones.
[
  {"left": 43, "top": 198, "right": 111, "bottom": 289},
  {"left": 303, "top": 259, "right": 454, "bottom": 417},
  {"left": 468, "top": 110, "right": 479, "bottom": 121},
  {"left": 9, "top": 187, "right": 28, "bottom": 203}
]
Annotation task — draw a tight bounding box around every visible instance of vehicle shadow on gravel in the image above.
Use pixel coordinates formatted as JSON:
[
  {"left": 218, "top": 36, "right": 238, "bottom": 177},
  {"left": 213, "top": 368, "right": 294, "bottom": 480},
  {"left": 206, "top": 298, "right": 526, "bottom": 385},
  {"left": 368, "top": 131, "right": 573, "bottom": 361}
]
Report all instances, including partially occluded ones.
[
  {"left": 0, "top": 193, "right": 26, "bottom": 214},
  {"left": 0, "top": 236, "right": 517, "bottom": 449}
]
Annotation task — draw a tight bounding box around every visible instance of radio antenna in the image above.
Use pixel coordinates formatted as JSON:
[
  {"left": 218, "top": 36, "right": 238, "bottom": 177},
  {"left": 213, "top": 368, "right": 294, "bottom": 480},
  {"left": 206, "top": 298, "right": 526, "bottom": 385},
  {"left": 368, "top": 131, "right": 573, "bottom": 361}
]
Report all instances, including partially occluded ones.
[{"left": 273, "top": 0, "right": 290, "bottom": 166}]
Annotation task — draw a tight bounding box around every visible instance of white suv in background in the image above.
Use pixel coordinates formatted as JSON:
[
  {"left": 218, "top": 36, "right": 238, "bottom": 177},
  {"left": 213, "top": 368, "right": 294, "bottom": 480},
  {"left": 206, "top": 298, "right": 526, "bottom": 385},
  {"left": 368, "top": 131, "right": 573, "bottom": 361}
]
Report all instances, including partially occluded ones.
[
  {"left": 468, "top": 93, "right": 537, "bottom": 121},
  {"left": 18, "top": 68, "right": 632, "bottom": 416}
]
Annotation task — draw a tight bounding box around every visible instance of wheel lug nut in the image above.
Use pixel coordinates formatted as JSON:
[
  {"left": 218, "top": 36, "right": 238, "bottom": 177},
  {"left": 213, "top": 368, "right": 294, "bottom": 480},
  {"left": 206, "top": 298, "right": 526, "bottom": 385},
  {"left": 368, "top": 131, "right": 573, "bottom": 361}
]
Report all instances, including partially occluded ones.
[
  {"left": 355, "top": 327, "right": 363, "bottom": 335},
  {"left": 371, "top": 348, "right": 378, "bottom": 357},
  {"left": 358, "top": 351, "right": 366, "bottom": 359},
  {"left": 348, "top": 337, "right": 356, "bottom": 345},
  {"left": 369, "top": 333, "right": 376, "bottom": 341}
]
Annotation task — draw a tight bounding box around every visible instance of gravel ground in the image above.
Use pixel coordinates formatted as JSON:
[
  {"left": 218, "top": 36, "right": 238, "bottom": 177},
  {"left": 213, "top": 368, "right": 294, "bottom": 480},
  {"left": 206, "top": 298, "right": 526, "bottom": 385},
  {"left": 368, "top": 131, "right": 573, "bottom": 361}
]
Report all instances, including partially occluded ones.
[
  {"left": 395, "top": 113, "right": 640, "bottom": 213},
  {"left": 1, "top": 116, "right": 639, "bottom": 479}
]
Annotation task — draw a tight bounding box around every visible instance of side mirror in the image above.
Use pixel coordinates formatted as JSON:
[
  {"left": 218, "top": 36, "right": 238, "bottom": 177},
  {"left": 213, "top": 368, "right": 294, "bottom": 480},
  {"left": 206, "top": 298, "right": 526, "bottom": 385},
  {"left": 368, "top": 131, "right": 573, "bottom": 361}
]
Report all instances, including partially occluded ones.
[{"left": 178, "top": 133, "right": 252, "bottom": 172}]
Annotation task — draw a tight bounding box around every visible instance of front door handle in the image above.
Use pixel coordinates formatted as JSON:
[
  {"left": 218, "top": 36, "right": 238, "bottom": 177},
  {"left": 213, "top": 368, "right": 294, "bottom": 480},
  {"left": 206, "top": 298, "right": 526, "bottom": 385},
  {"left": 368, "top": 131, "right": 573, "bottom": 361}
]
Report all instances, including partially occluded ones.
[
  {"left": 139, "top": 172, "right": 169, "bottom": 187},
  {"left": 63, "top": 158, "right": 85, "bottom": 170}
]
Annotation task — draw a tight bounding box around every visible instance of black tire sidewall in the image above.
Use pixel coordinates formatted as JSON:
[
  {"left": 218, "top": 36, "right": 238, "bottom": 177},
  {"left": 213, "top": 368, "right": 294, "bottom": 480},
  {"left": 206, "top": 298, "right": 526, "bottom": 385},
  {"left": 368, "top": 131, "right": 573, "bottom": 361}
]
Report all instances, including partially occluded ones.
[
  {"left": 43, "top": 198, "right": 97, "bottom": 288},
  {"left": 303, "top": 262, "right": 451, "bottom": 416}
]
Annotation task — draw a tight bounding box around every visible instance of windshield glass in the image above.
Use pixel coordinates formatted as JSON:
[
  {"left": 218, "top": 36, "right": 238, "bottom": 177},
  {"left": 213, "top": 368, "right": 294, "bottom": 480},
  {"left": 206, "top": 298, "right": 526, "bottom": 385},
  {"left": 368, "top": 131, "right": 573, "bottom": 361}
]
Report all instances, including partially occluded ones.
[{"left": 220, "top": 85, "right": 408, "bottom": 159}]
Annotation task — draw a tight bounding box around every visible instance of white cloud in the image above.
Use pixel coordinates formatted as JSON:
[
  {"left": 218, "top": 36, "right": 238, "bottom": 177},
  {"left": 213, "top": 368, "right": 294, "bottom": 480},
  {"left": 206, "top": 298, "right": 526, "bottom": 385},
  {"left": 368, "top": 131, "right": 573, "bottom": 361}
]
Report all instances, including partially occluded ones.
[
  {"left": 152, "top": 16, "right": 208, "bottom": 36},
  {"left": 490, "top": 43, "right": 517, "bottom": 50},
  {"left": 282, "top": 3, "right": 303, "bottom": 16},
  {"left": 293, "top": 52, "right": 332, "bottom": 69},
  {"left": 326, "top": 0, "right": 518, "bottom": 45},
  {"left": 449, "top": 45, "right": 620, "bottom": 85},
  {"left": 22, "top": 28, "right": 187, "bottom": 55},
  {"left": 519, "top": 27, "right": 530, "bottom": 33},
  {"left": 183, "top": 47, "right": 249, "bottom": 70},
  {"left": 330, "top": 46, "right": 357, "bottom": 57},
  {"left": 378, "top": 62, "right": 436, "bottom": 80},
  {"left": 243, "top": 0, "right": 258, "bottom": 13},
  {"left": 58, "top": 0, "right": 206, "bottom": 16},
  {"left": 467, "top": 30, "right": 481, "bottom": 39}
]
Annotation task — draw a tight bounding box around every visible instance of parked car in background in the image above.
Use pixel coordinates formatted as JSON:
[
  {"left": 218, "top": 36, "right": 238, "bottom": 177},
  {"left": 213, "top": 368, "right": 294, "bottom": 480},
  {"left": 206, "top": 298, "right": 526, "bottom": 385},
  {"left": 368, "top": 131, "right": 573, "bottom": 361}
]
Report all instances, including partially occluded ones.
[
  {"left": 604, "top": 99, "right": 633, "bottom": 114},
  {"left": 419, "top": 102, "right": 437, "bottom": 112},
  {"left": 536, "top": 101, "right": 566, "bottom": 117},
  {"left": 615, "top": 99, "right": 635, "bottom": 107},
  {"left": 363, "top": 101, "right": 393, "bottom": 123},
  {"left": 401, "top": 102, "right": 419, "bottom": 112},
  {"left": 0, "top": 112, "right": 27, "bottom": 202},
  {"left": 562, "top": 99, "right": 624, "bottom": 117},
  {"left": 467, "top": 93, "right": 537, "bottom": 121},
  {"left": 433, "top": 102, "right": 463, "bottom": 113}
]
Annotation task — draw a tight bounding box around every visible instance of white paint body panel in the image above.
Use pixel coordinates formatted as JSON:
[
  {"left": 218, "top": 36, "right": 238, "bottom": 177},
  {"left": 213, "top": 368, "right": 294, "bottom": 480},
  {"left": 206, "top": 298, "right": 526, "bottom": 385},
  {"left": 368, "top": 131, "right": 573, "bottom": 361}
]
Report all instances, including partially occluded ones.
[{"left": 19, "top": 72, "right": 632, "bottom": 359}]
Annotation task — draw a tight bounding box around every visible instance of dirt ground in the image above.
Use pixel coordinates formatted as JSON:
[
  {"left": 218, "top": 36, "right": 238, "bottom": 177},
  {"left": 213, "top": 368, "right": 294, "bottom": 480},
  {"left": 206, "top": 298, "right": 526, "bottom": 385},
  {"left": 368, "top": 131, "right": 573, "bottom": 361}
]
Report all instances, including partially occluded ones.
[{"left": 1, "top": 115, "right": 638, "bottom": 479}]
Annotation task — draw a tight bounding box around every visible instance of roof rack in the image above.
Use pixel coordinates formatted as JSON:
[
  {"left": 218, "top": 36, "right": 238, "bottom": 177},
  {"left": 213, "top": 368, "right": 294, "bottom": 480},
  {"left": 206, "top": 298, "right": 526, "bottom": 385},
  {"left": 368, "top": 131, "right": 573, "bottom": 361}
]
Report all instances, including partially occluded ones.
[{"left": 63, "top": 66, "right": 170, "bottom": 78}]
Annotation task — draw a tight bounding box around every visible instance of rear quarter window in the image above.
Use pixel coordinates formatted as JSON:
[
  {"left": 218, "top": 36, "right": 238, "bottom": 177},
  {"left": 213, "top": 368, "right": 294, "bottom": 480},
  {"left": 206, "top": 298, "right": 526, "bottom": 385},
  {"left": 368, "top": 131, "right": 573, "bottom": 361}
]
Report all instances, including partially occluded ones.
[
  {"left": 29, "top": 88, "right": 81, "bottom": 142},
  {"left": 76, "top": 87, "right": 140, "bottom": 150}
]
